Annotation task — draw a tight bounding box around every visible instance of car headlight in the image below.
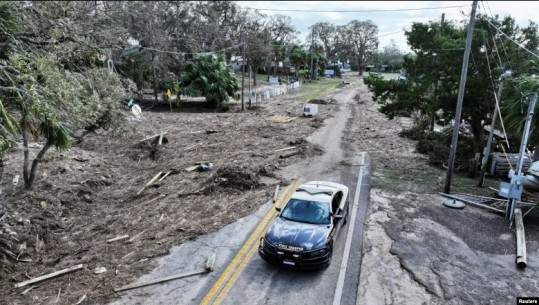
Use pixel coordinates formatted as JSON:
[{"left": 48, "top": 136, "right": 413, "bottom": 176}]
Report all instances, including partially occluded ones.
[
  {"left": 263, "top": 238, "right": 275, "bottom": 249},
  {"left": 311, "top": 248, "right": 327, "bottom": 257}
]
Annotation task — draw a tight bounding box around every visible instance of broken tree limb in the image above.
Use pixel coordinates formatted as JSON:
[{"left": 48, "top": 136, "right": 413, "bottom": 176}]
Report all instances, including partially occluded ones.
[
  {"left": 138, "top": 132, "right": 168, "bottom": 143},
  {"left": 114, "top": 269, "right": 209, "bottom": 292},
  {"left": 114, "top": 253, "right": 217, "bottom": 292},
  {"left": 273, "top": 146, "right": 296, "bottom": 153},
  {"left": 128, "top": 229, "right": 147, "bottom": 243},
  {"left": 14, "top": 264, "right": 84, "bottom": 288},
  {"left": 136, "top": 172, "right": 164, "bottom": 195},
  {"left": 515, "top": 208, "right": 527, "bottom": 268},
  {"left": 146, "top": 172, "right": 164, "bottom": 186},
  {"left": 158, "top": 171, "right": 171, "bottom": 182},
  {"left": 158, "top": 131, "right": 164, "bottom": 146},
  {"left": 279, "top": 150, "right": 299, "bottom": 158},
  {"left": 75, "top": 294, "right": 87, "bottom": 305},
  {"left": 107, "top": 235, "right": 129, "bottom": 243}
]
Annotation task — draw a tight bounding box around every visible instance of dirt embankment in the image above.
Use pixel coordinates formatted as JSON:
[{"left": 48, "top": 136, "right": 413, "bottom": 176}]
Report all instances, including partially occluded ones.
[{"left": 0, "top": 78, "right": 354, "bottom": 304}]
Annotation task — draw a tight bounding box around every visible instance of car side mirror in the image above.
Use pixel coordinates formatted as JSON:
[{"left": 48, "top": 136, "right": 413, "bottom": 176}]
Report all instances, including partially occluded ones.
[
  {"left": 333, "top": 214, "right": 343, "bottom": 220},
  {"left": 275, "top": 207, "right": 281, "bottom": 212}
]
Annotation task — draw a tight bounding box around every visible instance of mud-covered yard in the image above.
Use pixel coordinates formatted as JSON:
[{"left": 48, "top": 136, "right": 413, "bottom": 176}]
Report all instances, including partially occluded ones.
[{"left": 0, "top": 78, "right": 348, "bottom": 304}]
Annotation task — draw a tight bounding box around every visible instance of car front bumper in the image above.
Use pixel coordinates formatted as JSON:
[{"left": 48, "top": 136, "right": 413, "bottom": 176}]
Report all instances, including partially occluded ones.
[{"left": 258, "top": 243, "right": 330, "bottom": 270}]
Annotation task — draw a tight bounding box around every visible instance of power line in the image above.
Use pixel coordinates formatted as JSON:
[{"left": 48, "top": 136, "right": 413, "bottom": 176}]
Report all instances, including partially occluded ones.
[
  {"left": 377, "top": 30, "right": 405, "bottom": 38},
  {"left": 484, "top": 18, "right": 539, "bottom": 60},
  {"left": 241, "top": 4, "right": 469, "bottom": 13}
]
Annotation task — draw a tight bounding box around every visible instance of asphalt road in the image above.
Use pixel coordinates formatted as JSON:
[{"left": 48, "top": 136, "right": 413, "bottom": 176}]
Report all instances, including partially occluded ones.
[{"left": 110, "top": 82, "right": 370, "bottom": 305}]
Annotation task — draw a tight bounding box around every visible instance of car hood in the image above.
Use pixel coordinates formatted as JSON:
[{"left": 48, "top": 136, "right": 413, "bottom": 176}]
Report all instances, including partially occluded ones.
[{"left": 265, "top": 217, "right": 330, "bottom": 251}]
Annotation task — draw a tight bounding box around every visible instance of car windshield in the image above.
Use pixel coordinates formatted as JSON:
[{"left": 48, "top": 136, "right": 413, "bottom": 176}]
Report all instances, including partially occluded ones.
[{"left": 280, "top": 198, "right": 330, "bottom": 225}]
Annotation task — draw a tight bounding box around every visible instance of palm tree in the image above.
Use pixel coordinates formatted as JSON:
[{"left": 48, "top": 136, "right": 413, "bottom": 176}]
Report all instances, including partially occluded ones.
[
  {"left": 289, "top": 45, "right": 308, "bottom": 78},
  {"left": 500, "top": 60, "right": 539, "bottom": 160},
  {"left": 179, "top": 54, "right": 239, "bottom": 109}
]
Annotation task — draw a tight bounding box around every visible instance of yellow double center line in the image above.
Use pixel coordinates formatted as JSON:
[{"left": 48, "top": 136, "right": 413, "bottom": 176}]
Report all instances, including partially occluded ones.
[{"left": 200, "top": 179, "right": 302, "bottom": 305}]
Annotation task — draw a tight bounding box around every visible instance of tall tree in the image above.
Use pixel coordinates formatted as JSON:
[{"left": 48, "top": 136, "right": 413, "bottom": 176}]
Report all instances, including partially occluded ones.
[
  {"left": 308, "top": 22, "right": 337, "bottom": 62},
  {"left": 344, "top": 20, "right": 379, "bottom": 75}
]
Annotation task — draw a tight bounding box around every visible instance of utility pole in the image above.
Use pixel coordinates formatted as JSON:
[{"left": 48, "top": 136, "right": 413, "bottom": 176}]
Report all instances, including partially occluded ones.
[
  {"left": 441, "top": 13, "right": 445, "bottom": 24},
  {"left": 444, "top": 0, "right": 479, "bottom": 194},
  {"left": 152, "top": 51, "right": 158, "bottom": 105},
  {"left": 478, "top": 80, "right": 505, "bottom": 187},
  {"left": 241, "top": 40, "right": 245, "bottom": 111},
  {"left": 248, "top": 64, "right": 252, "bottom": 108},
  {"left": 310, "top": 28, "right": 314, "bottom": 81},
  {"left": 507, "top": 93, "right": 538, "bottom": 220}
]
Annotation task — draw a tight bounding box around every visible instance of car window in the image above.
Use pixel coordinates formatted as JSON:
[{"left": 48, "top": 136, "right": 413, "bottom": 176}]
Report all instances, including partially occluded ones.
[{"left": 281, "top": 198, "right": 330, "bottom": 225}]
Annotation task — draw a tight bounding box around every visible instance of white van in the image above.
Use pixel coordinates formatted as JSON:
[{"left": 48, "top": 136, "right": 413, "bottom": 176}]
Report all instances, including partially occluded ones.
[{"left": 303, "top": 104, "right": 319, "bottom": 117}]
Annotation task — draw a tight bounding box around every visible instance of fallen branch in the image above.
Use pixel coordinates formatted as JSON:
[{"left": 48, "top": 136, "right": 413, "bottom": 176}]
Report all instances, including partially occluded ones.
[
  {"left": 128, "top": 229, "right": 147, "bottom": 243},
  {"left": 75, "top": 294, "right": 87, "bottom": 305},
  {"left": 14, "top": 264, "right": 84, "bottom": 288},
  {"left": 158, "top": 171, "right": 172, "bottom": 182},
  {"left": 273, "top": 146, "right": 296, "bottom": 153},
  {"left": 114, "top": 253, "right": 216, "bottom": 292},
  {"left": 138, "top": 132, "right": 168, "bottom": 143},
  {"left": 279, "top": 150, "right": 300, "bottom": 158},
  {"left": 107, "top": 235, "right": 129, "bottom": 243},
  {"left": 137, "top": 172, "right": 164, "bottom": 195}
]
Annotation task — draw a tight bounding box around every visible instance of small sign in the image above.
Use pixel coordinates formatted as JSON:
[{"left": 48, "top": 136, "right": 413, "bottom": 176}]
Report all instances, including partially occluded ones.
[{"left": 166, "top": 89, "right": 172, "bottom": 98}]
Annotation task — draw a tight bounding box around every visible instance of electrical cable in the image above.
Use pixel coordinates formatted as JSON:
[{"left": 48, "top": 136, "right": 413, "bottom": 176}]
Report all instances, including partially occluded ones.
[{"left": 241, "top": 4, "right": 470, "bottom": 13}]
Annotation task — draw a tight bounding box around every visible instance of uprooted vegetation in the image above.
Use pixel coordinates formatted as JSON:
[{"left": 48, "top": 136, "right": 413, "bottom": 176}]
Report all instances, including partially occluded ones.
[{"left": 0, "top": 85, "right": 339, "bottom": 304}]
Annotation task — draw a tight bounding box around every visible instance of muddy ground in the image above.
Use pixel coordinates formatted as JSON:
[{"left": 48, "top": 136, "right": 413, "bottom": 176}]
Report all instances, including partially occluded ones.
[{"left": 0, "top": 77, "right": 347, "bottom": 304}]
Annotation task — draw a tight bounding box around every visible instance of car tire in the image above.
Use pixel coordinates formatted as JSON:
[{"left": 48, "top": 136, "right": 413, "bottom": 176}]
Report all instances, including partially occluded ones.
[{"left": 343, "top": 205, "right": 349, "bottom": 225}]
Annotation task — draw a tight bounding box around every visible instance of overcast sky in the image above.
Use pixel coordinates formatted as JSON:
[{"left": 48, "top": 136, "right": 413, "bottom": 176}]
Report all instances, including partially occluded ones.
[{"left": 236, "top": 1, "right": 539, "bottom": 53}]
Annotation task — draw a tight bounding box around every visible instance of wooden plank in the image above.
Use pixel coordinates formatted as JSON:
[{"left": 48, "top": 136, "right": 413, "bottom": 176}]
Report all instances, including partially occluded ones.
[
  {"left": 14, "top": 264, "right": 84, "bottom": 288},
  {"left": 273, "top": 147, "right": 296, "bottom": 153},
  {"left": 138, "top": 132, "right": 168, "bottom": 143},
  {"left": 158, "top": 171, "right": 171, "bottom": 182},
  {"left": 107, "top": 235, "right": 129, "bottom": 243},
  {"left": 137, "top": 172, "right": 164, "bottom": 195}
]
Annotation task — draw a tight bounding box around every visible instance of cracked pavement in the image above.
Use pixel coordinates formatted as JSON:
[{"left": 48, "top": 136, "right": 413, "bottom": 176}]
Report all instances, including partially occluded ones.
[{"left": 352, "top": 78, "right": 539, "bottom": 305}]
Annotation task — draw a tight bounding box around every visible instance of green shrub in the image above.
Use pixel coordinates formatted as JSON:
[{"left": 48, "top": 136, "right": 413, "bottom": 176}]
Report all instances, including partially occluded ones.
[{"left": 416, "top": 127, "right": 476, "bottom": 171}]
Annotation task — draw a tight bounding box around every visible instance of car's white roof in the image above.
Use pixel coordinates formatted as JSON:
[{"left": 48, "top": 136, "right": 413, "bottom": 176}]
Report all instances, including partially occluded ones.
[{"left": 290, "top": 181, "right": 348, "bottom": 203}]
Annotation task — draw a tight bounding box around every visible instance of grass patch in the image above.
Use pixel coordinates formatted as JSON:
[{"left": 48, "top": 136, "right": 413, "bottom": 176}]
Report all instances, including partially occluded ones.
[
  {"left": 372, "top": 164, "right": 500, "bottom": 197},
  {"left": 295, "top": 78, "right": 344, "bottom": 101}
]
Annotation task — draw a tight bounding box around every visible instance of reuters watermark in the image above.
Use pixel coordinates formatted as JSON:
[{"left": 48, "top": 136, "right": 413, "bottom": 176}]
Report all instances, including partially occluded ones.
[{"left": 518, "top": 297, "right": 539, "bottom": 304}]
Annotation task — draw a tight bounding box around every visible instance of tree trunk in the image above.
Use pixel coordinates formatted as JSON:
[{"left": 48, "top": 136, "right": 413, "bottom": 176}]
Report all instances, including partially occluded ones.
[
  {"left": 0, "top": 158, "right": 3, "bottom": 185},
  {"left": 470, "top": 121, "right": 483, "bottom": 156},
  {"left": 25, "top": 142, "right": 52, "bottom": 190},
  {"left": 253, "top": 67, "right": 258, "bottom": 86},
  {"left": 357, "top": 56, "right": 363, "bottom": 76},
  {"left": 22, "top": 131, "right": 30, "bottom": 186}
]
